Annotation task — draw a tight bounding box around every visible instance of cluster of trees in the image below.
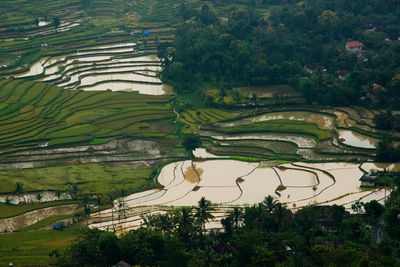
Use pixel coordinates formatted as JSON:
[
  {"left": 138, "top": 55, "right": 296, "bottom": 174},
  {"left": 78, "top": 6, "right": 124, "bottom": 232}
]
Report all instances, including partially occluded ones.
[
  {"left": 159, "top": 0, "right": 400, "bottom": 106},
  {"left": 53, "top": 190, "right": 400, "bottom": 266},
  {"left": 373, "top": 110, "right": 400, "bottom": 131},
  {"left": 376, "top": 134, "right": 400, "bottom": 162}
]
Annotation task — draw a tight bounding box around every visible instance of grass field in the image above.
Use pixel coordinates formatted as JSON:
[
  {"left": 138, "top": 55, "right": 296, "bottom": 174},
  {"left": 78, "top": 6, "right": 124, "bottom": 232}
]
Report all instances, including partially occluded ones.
[
  {"left": 0, "top": 163, "right": 153, "bottom": 195},
  {"left": 216, "top": 119, "right": 333, "bottom": 141},
  {"left": 0, "top": 229, "right": 77, "bottom": 266}
]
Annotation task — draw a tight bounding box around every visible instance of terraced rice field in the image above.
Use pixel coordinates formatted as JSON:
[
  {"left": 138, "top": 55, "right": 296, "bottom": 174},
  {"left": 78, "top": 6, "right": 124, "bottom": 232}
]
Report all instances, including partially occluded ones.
[
  {"left": 0, "top": 77, "right": 175, "bottom": 148},
  {"left": 190, "top": 104, "right": 400, "bottom": 161},
  {"left": 11, "top": 42, "right": 173, "bottom": 95},
  {"left": 88, "top": 159, "right": 395, "bottom": 234}
]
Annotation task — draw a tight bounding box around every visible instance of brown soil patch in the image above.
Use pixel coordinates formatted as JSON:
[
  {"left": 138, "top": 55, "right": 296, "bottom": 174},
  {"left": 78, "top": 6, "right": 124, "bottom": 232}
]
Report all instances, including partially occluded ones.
[
  {"left": 192, "top": 185, "right": 201, "bottom": 191},
  {"left": 276, "top": 184, "right": 287, "bottom": 191},
  {"left": 277, "top": 165, "right": 288, "bottom": 171},
  {"left": 156, "top": 184, "right": 165, "bottom": 190},
  {"left": 193, "top": 157, "right": 206, "bottom": 162},
  {"left": 184, "top": 164, "right": 203, "bottom": 183},
  {"left": 236, "top": 177, "right": 245, "bottom": 183}
]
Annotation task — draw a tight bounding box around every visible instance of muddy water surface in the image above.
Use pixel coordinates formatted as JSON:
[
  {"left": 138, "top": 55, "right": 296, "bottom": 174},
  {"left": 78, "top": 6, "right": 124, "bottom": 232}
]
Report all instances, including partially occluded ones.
[
  {"left": 210, "top": 133, "right": 315, "bottom": 148},
  {"left": 338, "top": 130, "right": 378, "bottom": 148},
  {"left": 14, "top": 57, "right": 48, "bottom": 77},
  {"left": 220, "top": 111, "right": 334, "bottom": 130},
  {"left": 82, "top": 81, "right": 174, "bottom": 95},
  {"left": 79, "top": 73, "right": 161, "bottom": 86}
]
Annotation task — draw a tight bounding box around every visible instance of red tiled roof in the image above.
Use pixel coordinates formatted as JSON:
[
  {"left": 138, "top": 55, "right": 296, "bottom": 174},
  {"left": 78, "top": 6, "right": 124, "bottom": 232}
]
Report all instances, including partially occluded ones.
[{"left": 346, "top": 41, "right": 364, "bottom": 48}]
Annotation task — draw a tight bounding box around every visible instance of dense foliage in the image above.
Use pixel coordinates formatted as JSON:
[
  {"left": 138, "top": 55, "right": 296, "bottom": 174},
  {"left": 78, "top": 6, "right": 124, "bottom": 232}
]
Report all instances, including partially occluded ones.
[
  {"left": 54, "top": 190, "right": 400, "bottom": 266},
  {"left": 160, "top": 0, "right": 400, "bottom": 106}
]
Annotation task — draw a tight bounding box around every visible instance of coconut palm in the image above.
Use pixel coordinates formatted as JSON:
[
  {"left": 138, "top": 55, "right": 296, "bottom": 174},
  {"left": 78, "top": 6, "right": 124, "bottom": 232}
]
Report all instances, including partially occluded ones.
[
  {"left": 176, "top": 207, "right": 194, "bottom": 242},
  {"left": 227, "top": 207, "right": 243, "bottom": 230},
  {"left": 263, "top": 195, "right": 278, "bottom": 213},
  {"left": 195, "top": 197, "right": 215, "bottom": 231}
]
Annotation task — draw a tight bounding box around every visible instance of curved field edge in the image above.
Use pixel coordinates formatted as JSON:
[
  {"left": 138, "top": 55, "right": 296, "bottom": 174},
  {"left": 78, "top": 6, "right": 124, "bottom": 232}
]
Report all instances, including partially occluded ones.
[{"left": 0, "top": 78, "right": 176, "bottom": 148}]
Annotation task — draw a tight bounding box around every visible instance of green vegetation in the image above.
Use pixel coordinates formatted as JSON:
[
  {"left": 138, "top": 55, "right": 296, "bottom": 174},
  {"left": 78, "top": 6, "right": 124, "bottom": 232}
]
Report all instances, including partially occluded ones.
[
  {"left": 0, "top": 229, "right": 77, "bottom": 266},
  {"left": 161, "top": 0, "right": 400, "bottom": 107},
  {"left": 0, "top": 163, "right": 153, "bottom": 195},
  {"left": 216, "top": 119, "right": 332, "bottom": 141},
  {"left": 0, "top": 78, "right": 175, "bottom": 147},
  {"left": 180, "top": 108, "right": 237, "bottom": 133},
  {"left": 0, "top": 200, "right": 78, "bottom": 219},
  {"left": 53, "top": 192, "right": 400, "bottom": 266}
]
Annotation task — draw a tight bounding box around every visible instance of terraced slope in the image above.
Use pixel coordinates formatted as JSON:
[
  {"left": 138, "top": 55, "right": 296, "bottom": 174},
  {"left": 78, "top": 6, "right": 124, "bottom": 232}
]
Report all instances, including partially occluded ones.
[{"left": 0, "top": 78, "right": 174, "bottom": 148}]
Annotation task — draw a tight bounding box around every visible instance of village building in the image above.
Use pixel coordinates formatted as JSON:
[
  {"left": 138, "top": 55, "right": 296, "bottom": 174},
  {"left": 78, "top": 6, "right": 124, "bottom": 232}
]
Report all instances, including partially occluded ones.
[
  {"left": 304, "top": 63, "right": 326, "bottom": 74},
  {"left": 345, "top": 41, "right": 364, "bottom": 53},
  {"left": 359, "top": 173, "right": 377, "bottom": 187}
]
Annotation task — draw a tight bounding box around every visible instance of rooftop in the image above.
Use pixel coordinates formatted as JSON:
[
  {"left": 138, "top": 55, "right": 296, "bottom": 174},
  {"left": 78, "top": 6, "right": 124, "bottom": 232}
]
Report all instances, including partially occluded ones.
[{"left": 346, "top": 41, "right": 364, "bottom": 48}]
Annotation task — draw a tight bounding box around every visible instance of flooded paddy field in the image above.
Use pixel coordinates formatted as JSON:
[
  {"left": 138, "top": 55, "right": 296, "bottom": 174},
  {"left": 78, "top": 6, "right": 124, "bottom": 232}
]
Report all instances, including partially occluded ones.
[
  {"left": 88, "top": 159, "right": 398, "bottom": 233},
  {"left": 12, "top": 42, "right": 173, "bottom": 95}
]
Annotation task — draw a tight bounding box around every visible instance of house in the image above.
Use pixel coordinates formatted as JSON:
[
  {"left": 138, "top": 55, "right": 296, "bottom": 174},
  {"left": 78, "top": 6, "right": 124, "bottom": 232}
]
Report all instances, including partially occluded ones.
[
  {"left": 360, "top": 173, "right": 377, "bottom": 187},
  {"left": 345, "top": 41, "right": 364, "bottom": 53},
  {"left": 304, "top": 63, "right": 326, "bottom": 74}
]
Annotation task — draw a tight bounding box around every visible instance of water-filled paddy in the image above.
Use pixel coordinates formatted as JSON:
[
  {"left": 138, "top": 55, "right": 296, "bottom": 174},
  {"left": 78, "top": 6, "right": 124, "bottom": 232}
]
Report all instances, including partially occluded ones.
[
  {"left": 109, "top": 160, "right": 386, "bottom": 208},
  {"left": 82, "top": 81, "right": 173, "bottom": 94},
  {"left": 209, "top": 132, "right": 315, "bottom": 148},
  {"left": 90, "top": 159, "right": 394, "bottom": 233},
  {"left": 220, "top": 111, "right": 334, "bottom": 130},
  {"left": 338, "top": 129, "right": 378, "bottom": 148}
]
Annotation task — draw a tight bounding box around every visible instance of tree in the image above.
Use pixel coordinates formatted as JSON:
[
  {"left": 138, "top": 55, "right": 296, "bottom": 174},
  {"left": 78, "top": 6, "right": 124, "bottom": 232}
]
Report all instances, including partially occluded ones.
[
  {"left": 69, "top": 184, "right": 78, "bottom": 199},
  {"left": 376, "top": 134, "right": 400, "bottom": 162},
  {"left": 318, "top": 10, "right": 339, "bottom": 28},
  {"left": 53, "top": 17, "right": 60, "bottom": 29},
  {"left": 227, "top": 206, "right": 243, "bottom": 230},
  {"left": 182, "top": 134, "right": 201, "bottom": 157},
  {"left": 195, "top": 197, "right": 215, "bottom": 232},
  {"left": 351, "top": 200, "right": 363, "bottom": 215},
  {"left": 15, "top": 182, "right": 24, "bottom": 202},
  {"left": 262, "top": 195, "right": 278, "bottom": 213},
  {"left": 175, "top": 207, "right": 194, "bottom": 242},
  {"left": 364, "top": 200, "right": 385, "bottom": 224},
  {"left": 56, "top": 190, "right": 62, "bottom": 200},
  {"left": 36, "top": 193, "right": 42, "bottom": 202}
]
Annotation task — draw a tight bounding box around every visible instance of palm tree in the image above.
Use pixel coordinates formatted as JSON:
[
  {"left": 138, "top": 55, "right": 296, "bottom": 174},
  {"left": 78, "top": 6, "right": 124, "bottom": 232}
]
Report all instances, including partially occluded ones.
[
  {"left": 272, "top": 202, "right": 287, "bottom": 230},
  {"left": 263, "top": 195, "right": 278, "bottom": 213},
  {"left": 227, "top": 207, "right": 243, "bottom": 230},
  {"left": 195, "top": 197, "right": 215, "bottom": 232},
  {"left": 176, "top": 207, "right": 194, "bottom": 242}
]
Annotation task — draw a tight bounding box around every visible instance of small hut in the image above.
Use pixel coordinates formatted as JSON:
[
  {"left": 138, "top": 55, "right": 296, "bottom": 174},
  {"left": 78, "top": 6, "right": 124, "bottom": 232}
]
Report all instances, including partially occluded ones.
[{"left": 359, "top": 173, "right": 377, "bottom": 187}]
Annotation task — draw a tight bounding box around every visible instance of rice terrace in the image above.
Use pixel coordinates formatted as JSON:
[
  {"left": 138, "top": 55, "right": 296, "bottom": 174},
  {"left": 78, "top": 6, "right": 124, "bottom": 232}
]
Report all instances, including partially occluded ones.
[{"left": 0, "top": 0, "right": 400, "bottom": 266}]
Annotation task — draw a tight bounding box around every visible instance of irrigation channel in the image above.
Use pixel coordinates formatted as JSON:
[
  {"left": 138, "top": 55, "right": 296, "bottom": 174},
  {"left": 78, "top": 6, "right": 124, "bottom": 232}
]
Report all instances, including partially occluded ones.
[{"left": 88, "top": 158, "right": 399, "bottom": 235}]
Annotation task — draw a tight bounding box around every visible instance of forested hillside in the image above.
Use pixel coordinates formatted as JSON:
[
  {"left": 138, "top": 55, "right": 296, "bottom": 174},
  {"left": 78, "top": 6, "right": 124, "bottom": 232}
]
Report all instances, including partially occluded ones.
[{"left": 161, "top": 0, "right": 400, "bottom": 106}]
